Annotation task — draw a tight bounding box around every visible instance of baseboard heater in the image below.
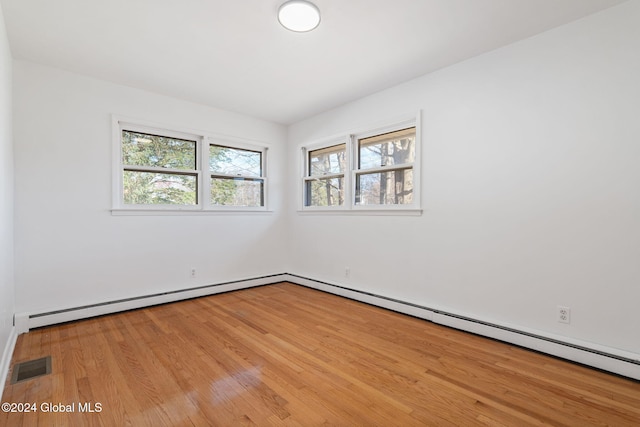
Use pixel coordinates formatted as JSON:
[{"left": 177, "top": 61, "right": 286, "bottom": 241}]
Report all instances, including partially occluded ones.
[
  {"left": 14, "top": 272, "right": 640, "bottom": 381},
  {"left": 17, "top": 273, "right": 289, "bottom": 331},
  {"left": 284, "top": 273, "right": 640, "bottom": 381}
]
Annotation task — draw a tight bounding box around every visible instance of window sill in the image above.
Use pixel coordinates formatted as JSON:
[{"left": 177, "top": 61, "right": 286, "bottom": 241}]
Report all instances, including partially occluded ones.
[
  {"left": 111, "top": 208, "right": 273, "bottom": 216},
  {"left": 297, "top": 208, "right": 422, "bottom": 216}
]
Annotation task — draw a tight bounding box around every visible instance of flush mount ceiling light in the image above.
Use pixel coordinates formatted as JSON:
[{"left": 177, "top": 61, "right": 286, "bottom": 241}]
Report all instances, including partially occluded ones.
[{"left": 278, "top": 0, "right": 321, "bottom": 32}]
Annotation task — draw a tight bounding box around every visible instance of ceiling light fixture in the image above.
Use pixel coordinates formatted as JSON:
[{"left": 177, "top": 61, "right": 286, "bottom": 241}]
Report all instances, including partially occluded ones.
[{"left": 278, "top": 0, "right": 321, "bottom": 32}]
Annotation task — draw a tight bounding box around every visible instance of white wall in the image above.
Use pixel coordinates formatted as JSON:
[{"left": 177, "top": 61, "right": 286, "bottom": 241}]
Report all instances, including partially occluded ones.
[
  {"left": 0, "top": 1, "right": 15, "bottom": 373},
  {"left": 287, "top": 1, "right": 640, "bottom": 356},
  {"left": 8, "top": 0, "right": 639, "bottom": 370},
  {"left": 13, "top": 60, "right": 289, "bottom": 315}
]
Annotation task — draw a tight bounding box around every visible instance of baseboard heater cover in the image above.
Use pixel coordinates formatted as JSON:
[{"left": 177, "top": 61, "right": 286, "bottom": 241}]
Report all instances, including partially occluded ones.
[
  {"left": 20, "top": 274, "right": 288, "bottom": 331},
  {"left": 284, "top": 273, "right": 640, "bottom": 381},
  {"left": 15, "top": 272, "right": 639, "bottom": 381}
]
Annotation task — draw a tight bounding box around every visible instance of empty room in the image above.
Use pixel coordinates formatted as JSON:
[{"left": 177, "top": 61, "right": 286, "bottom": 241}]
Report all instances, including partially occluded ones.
[{"left": 1, "top": 0, "right": 639, "bottom": 425}]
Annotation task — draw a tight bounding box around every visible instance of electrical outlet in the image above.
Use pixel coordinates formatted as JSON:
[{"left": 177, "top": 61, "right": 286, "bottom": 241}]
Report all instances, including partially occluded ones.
[
  {"left": 345, "top": 267, "right": 350, "bottom": 278},
  {"left": 558, "top": 306, "right": 571, "bottom": 324},
  {"left": 191, "top": 268, "right": 196, "bottom": 278}
]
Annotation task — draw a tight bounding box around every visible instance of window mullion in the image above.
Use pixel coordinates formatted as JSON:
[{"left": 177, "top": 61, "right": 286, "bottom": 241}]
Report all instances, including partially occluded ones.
[
  {"left": 356, "top": 163, "right": 413, "bottom": 175},
  {"left": 210, "top": 172, "right": 265, "bottom": 180},
  {"left": 305, "top": 172, "right": 344, "bottom": 181},
  {"left": 200, "top": 138, "right": 208, "bottom": 209},
  {"left": 123, "top": 165, "right": 197, "bottom": 175},
  {"left": 347, "top": 134, "right": 357, "bottom": 208}
]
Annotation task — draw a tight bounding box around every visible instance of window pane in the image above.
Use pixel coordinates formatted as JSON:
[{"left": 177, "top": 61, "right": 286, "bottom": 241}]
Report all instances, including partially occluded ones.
[
  {"left": 356, "top": 168, "right": 413, "bottom": 205},
  {"left": 122, "top": 131, "right": 196, "bottom": 170},
  {"left": 123, "top": 171, "right": 197, "bottom": 205},
  {"left": 359, "top": 127, "right": 415, "bottom": 169},
  {"left": 211, "top": 177, "right": 263, "bottom": 207},
  {"left": 305, "top": 177, "right": 344, "bottom": 207},
  {"left": 309, "top": 144, "right": 346, "bottom": 176},
  {"left": 210, "top": 145, "right": 261, "bottom": 177}
]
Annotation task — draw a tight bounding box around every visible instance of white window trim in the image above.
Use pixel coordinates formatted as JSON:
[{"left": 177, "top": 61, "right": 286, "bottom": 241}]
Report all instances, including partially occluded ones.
[
  {"left": 298, "top": 112, "right": 422, "bottom": 215},
  {"left": 206, "top": 136, "right": 269, "bottom": 212},
  {"left": 112, "top": 115, "right": 271, "bottom": 215},
  {"left": 300, "top": 136, "right": 350, "bottom": 210}
]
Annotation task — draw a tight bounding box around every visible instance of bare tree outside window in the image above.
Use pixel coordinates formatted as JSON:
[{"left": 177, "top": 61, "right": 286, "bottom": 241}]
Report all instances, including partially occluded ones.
[
  {"left": 305, "top": 143, "right": 346, "bottom": 207},
  {"left": 356, "top": 128, "right": 415, "bottom": 205},
  {"left": 300, "top": 119, "right": 418, "bottom": 211}
]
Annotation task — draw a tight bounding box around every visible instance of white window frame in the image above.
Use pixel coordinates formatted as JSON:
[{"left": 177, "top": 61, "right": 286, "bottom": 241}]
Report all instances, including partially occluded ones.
[
  {"left": 299, "top": 112, "right": 422, "bottom": 215},
  {"left": 301, "top": 137, "right": 350, "bottom": 210},
  {"left": 112, "top": 116, "right": 269, "bottom": 214},
  {"left": 206, "top": 137, "right": 268, "bottom": 212}
]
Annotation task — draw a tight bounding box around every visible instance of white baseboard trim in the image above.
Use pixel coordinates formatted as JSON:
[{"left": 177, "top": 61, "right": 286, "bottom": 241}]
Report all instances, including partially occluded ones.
[
  {"left": 12, "top": 273, "right": 640, "bottom": 381},
  {"left": 0, "top": 326, "right": 18, "bottom": 401},
  {"left": 17, "top": 274, "right": 289, "bottom": 331},
  {"left": 284, "top": 273, "right": 640, "bottom": 381}
]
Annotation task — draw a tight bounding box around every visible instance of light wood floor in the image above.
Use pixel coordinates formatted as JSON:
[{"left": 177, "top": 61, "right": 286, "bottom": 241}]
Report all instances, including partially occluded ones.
[{"left": 2, "top": 282, "right": 639, "bottom": 426}]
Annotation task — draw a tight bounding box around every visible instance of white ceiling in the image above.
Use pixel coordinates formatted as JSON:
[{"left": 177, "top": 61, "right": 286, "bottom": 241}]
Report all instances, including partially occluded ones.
[{"left": 0, "top": 0, "right": 628, "bottom": 125}]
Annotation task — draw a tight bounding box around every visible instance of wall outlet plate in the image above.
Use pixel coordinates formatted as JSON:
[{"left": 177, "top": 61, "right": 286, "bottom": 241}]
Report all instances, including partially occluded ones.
[{"left": 558, "top": 306, "right": 571, "bottom": 324}]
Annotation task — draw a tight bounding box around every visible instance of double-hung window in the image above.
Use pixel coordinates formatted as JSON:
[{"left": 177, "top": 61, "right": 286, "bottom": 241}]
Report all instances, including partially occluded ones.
[
  {"left": 355, "top": 127, "right": 416, "bottom": 206},
  {"left": 301, "top": 114, "right": 420, "bottom": 213},
  {"left": 113, "top": 118, "right": 268, "bottom": 212},
  {"left": 121, "top": 129, "right": 199, "bottom": 206},
  {"left": 303, "top": 142, "right": 347, "bottom": 207},
  {"left": 209, "top": 143, "right": 265, "bottom": 207}
]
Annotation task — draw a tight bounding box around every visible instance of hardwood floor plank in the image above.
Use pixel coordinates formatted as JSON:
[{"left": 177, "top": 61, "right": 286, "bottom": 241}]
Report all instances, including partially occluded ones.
[{"left": 2, "top": 282, "right": 639, "bottom": 426}]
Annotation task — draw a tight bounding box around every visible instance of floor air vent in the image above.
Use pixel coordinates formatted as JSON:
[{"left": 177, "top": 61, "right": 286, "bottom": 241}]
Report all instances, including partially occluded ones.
[{"left": 10, "top": 356, "right": 52, "bottom": 384}]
